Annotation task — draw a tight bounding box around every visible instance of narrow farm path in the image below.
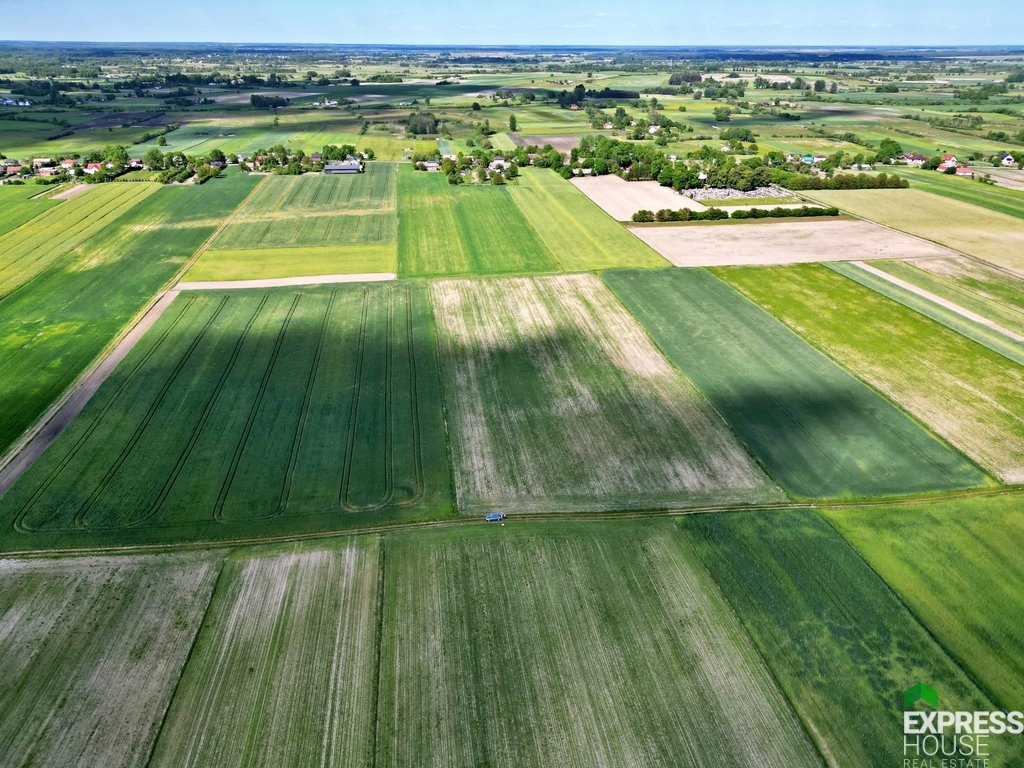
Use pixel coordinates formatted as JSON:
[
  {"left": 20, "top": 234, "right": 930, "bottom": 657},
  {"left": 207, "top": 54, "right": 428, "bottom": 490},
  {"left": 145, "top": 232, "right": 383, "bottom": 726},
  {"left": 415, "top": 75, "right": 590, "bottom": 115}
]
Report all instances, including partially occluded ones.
[
  {"left": 177, "top": 273, "right": 396, "bottom": 290},
  {"left": 851, "top": 260, "right": 1024, "bottom": 342},
  {"left": 0, "top": 290, "right": 181, "bottom": 495}
]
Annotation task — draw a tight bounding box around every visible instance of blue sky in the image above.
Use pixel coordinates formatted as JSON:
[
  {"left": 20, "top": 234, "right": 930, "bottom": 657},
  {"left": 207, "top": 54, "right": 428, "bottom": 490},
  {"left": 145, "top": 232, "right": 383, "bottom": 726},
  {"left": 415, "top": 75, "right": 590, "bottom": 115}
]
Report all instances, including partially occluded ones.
[{"left": 1, "top": 0, "right": 1021, "bottom": 46}]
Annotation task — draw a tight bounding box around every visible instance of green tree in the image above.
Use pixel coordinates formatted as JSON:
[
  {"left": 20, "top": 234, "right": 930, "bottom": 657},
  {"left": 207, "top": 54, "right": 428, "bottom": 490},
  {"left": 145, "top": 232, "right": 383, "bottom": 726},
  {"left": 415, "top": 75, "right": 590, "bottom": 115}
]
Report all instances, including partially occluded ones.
[
  {"left": 814, "top": 79, "right": 826, "bottom": 92},
  {"left": 142, "top": 148, "right": 164, "bottom": 169},
  {"left": 103, "top": 144, "right": 129, "bottom": 168},
  {"left": 509, "top": 114, "right": 517, "bottom": 132}
]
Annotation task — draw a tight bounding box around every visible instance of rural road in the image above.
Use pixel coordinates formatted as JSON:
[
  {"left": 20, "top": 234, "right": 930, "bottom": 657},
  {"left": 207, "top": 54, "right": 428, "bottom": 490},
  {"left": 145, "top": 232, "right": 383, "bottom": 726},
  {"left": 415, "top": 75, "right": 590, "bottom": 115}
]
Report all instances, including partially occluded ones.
[
  {"left": 0, "top": 290, "right": 181, "bottom": 496},
  {"left": 176, "top": 273, "right": 397, "bottom": 290},
  {"left": 851, "top": 261, "right": 1024, "bottom": 343}
]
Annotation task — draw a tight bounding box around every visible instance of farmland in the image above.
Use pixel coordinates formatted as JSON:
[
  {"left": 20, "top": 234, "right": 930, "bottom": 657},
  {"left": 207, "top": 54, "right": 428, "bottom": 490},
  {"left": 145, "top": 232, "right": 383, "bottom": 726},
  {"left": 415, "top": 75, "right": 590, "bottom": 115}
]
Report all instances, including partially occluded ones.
[
  {"left": 827, "top": 260, "right": 1024, "bottom": 366},
  {"left": 506, "top": 169, "right": 667, "bottom": 270},
  {"left": 0, "top": 283, "right": 452, "bottom": 550},
  {"left": 684, "top": 509, "right": 1018, "bottom": 767},
  {"left": 868, "top": 256, "right": 1024, "bottom": 338},
  {"left": 378, "top": 522, "right": 822, "bottom": 768},
  {"left": 187, "top": 163, "right": 399, "bottom": 280},
  {"left": 0, "top": 184, "right": 57, "bottom": 236},
  {"left": 886, "top": 167, "right": 1024, "bottom": 220},
  {"left": 826, "top": 495, "right": 1024, "bottom": 710},
  {"left": 0, "top": 183, "right": 157, "bottom": 296},
  {"left": 0, "top": 173, "right": 262, "bottom": 456},
  {"left": 605, "top": 269, "right": 987, "bottom": 498},
  {"left": 397, "top": 165, "right": 559, "bottom": 277},
  {"left": 0, "top": 552, "right": 220, "bottom": 768},
  {"left": 720, "top": 264, "right": 1023, "bottom": 483},
  {"left": 807, "top": 189, "right": 1024, "bottom": 275},
  {"left": 2, "top": 40, "right": 1024, "bottom": 767},
  {"left": 430, "top": 274, "right": 783, "bottom": 514},
  {"left": 629, "top": 218, "right": 955, "bottom": 267},
  {"left": 150, "top": 540, "right": 379, "bottom": 768}
]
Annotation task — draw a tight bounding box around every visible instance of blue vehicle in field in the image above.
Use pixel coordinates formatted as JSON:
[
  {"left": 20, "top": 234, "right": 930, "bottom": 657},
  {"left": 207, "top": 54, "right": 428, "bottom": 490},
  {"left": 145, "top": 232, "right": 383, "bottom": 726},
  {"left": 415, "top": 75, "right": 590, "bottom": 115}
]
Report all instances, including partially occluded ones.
[{"left": 485, "top": 512, "right": 506, "bottom": 522}]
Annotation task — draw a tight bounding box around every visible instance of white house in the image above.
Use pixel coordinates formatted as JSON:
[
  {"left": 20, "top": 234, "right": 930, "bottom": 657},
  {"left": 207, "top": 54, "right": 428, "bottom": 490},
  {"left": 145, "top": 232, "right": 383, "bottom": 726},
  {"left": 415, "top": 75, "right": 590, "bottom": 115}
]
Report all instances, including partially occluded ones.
[{"left": 1002, "top": 154, "right": 1018, "bottom": 167}]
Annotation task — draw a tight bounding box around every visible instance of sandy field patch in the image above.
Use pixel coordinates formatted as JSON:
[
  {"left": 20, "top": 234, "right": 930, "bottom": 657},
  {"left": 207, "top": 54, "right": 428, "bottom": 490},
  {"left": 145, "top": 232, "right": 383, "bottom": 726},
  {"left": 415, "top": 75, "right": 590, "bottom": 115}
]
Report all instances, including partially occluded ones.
[
  {"left": 571, "top": 175, "right": 706, "bottom": 220},
  {"left": 630, "top": 219, "right": 957, "bottom": 267},
  {"left": 983, "top": 168, "right": 1024, "bottom": 192},
  {"left": 50, "top": 184, "right": 91, "bottom": 201}
]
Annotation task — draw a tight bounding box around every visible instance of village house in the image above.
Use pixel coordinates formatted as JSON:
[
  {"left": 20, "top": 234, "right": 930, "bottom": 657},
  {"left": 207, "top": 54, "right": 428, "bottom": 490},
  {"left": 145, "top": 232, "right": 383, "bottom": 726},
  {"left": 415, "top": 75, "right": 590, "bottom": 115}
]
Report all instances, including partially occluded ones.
[
  {"left": 32, "top": 158, "right": 52, "bottom": 168},
  {"left": 954, "top": 166, "right": 974, "bottom": 177},
  {"left": 420, "top": 160, "right": 440, "bottom": 172},
  {"left": 84, "top": 162, "right": 103, "bottom": 175},
  {"left": 4, "top": 164, "right": 23, "bottom": 175},
  {"left": 903, "top": 153, "right": 926, "bottom": 166},
  {"left": 37, "top": 166, "right": 59, "bottom": 177},
  {"left": 936, "top": 153, "right": 959, "bottom": 172},
  {"left": 1002, "top": 153, "right": 1018, "bottom": 167},
  {"left": 488, "top": 156, "right": 508, "bottom": 173},
  {"left": 61, "top": 158, "right": 77, "bottom": 170}
]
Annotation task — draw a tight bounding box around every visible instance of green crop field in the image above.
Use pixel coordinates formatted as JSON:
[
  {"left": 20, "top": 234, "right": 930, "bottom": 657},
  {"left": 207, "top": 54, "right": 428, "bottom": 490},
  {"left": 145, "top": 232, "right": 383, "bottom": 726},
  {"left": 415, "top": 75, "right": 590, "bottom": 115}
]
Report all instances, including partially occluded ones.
[
  {"left": 890, "top": 167, "right": 1024, "bottom": 220},
  {"left": 397, "top": 164, "right": 559, "bottom": 276},
  {"left": 605, "top": 269, "right": 988, "bottom": 498},
  {"left": 0, "top": 552, "right": 220, "bottom": 767},
  {"left": 188, "top": 164, "right": 400, "bottom": 280},
  {"left": 378, "top": 521, "right": 822, "bottom": 768},
  {"left": 507, "top": 169, "right": 668, "bottom": 270},
  {"left": 431, "top": 274, "right": 783, "bottom": 514},
  {"left": 0, "top": 183, "right": 158, "bottom": 296},
  {"left": 827, "top": 495, "right": 1024, "bottom": 710},
  {"left": 0, "top": 184, "right": 58, "bottom": 236},
  {"left": 0, "top": 173, "right": 262, "bottom": 455},
  {"left": 234, "top": 163, "right": 397, "bottom": 215},
  {"left": 0, "top": 283, "right": 452, "bottom": 550},
  {"left": 684, "top": 509, "right": 1016, "bottom": 767},
  {"left": 212, "top": 211, "right": 396, "bottom": 249},
  {"left": 807, "top": 189, "right": 1024, "bottom": 274},
  {"left": 827, "top": 261, "right": 1024, "bottom": 367},
  {"left": 187, "top": 244, "right": 397, "bottom": 280},
  {"left": 720, "top": 264, "right": 1021, "bottom": 483},
  {"left": 150, "top": 540, "right": 379, "bottom": 767}
]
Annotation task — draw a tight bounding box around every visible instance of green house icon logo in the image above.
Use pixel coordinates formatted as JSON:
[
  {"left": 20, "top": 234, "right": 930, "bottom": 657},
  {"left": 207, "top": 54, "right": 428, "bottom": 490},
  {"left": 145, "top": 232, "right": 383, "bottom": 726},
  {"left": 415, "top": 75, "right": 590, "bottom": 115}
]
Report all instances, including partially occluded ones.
[{"left": 904, "top": 683, "right": 939, "bottom": 710}]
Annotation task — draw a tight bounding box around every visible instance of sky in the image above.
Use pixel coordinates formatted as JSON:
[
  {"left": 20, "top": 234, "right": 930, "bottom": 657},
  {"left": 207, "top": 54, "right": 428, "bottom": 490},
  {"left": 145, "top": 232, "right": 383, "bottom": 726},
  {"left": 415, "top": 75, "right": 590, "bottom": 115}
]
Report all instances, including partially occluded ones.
[{"left": 1, "top": 0, "right": 1021, "bottom": 47}]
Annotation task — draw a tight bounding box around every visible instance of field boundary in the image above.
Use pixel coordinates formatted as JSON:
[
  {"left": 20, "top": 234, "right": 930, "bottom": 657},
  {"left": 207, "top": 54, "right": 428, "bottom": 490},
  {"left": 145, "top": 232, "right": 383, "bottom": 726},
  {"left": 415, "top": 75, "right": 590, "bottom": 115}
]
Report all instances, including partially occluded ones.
[
  {"left": 177, "top": 273, "right": 396, "bottom": 290},
  {"left": 5, "top": 482, "right": 1022, "bottom": 559}
]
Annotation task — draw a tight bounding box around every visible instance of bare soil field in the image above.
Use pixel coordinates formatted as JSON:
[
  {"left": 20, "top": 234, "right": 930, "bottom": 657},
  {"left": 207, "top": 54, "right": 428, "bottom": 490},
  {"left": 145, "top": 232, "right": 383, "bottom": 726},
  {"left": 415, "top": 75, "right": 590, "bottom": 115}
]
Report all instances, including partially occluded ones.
[
  {"left": 570, "top": 175, "right": 705, "bottom": 220},
  {"left": 517, "top": 134, "right": 582, "bottom": 153},
  {"left": 630, "top": 219, "right": 956, "bottom": 267},
  {"left": 984, "top": 168, "right": 1024, "bottom": 192},
  {"left": 51, "top": 184, "right": 92, "bottom": 201}
]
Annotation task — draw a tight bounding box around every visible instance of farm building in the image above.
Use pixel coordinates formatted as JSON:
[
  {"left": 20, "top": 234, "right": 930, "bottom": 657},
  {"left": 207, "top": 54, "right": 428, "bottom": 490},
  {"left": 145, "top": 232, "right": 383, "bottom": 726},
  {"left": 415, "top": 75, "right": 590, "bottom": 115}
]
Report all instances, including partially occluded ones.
[
  {"left": 324, "top": 158, "right": 363, "bottom": 174},
  {"left": 954, "top": 166, "right": 974, "bottom": 177}
]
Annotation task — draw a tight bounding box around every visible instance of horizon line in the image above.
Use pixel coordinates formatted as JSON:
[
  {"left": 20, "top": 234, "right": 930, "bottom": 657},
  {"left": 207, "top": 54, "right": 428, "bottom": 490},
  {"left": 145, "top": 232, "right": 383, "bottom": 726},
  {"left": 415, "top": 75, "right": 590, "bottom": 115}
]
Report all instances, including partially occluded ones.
[{"left": 2, "top": 40, "right": 1024, "bottom": 50}]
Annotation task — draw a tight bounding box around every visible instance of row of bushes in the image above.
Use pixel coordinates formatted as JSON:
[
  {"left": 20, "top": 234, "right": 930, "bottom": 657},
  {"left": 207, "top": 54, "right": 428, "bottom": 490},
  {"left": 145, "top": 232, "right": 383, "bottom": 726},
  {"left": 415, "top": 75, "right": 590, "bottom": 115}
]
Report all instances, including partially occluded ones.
[
  {"left": 771, "top": 170, "right": 909, "bottom": 190},
  {"left": 632, "top": 205, "right": 840, "bottom": 223}
]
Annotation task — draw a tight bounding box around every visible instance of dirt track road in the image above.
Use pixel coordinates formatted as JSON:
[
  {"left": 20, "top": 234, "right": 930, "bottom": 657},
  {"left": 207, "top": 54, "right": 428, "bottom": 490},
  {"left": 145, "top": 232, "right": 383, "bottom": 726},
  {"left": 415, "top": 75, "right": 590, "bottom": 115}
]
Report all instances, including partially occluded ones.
[
  {"left": 176, "top": 273, "right": 397, "bottom": 290},
  {"left": 851, "top": 261, "right": 1024, "bottom": 342}
]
